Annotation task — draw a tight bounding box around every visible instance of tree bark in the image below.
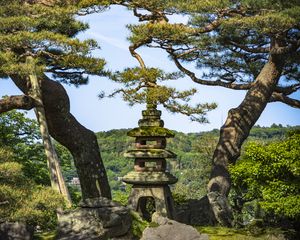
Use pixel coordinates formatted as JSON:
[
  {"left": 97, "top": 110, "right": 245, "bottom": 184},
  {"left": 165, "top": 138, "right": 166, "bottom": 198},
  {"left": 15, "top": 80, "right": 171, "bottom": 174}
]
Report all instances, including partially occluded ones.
[
  {"left": 10, "top": 74, "right": 111, "bottom": 200},
  {"left": 207, "top": 51, "right": 285, "bottom": 226},
  {"left": 0, "top": 95, "right": 35, "bottom": 114},
  {"left": 26, "top": 56, "right": 72, "bottom": 206}
]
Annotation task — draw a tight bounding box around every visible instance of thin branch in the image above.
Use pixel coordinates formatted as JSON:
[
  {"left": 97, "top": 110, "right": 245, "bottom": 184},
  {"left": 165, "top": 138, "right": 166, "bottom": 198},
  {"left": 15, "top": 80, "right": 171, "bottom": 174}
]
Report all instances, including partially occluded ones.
[
  {"left": 167, "top": 47, "right": 254, "bottom": 90},
  {"left": 0, "top": 95, "right": 36, "bottom": 114},
  {"left": 176, "top": 48, "right": 199, "bottom": 58},
  {"left": 129, "top": 44, "right": 147, "bottom": 69},
  {"left": 269, "top": 92, "right": 300, "bottom": 108},
  {"left": 229, "top": 41, "right": 270, "bottom": 53},
  {"left": 275, "top": 84, "right": 300, "bottom": 95}
]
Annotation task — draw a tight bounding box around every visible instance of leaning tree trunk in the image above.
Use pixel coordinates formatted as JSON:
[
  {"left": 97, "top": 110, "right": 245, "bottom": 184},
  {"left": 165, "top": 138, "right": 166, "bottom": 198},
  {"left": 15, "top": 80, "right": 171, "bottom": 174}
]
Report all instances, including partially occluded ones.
[
  {"left": 207, "top": 51, "right": 285, "bottom": 226},
  {"left": 27, "top": 56, "right": 72, "bottom": 206},
  {"left": 10, "top": 74, "right": 111, "bottom": 200}
]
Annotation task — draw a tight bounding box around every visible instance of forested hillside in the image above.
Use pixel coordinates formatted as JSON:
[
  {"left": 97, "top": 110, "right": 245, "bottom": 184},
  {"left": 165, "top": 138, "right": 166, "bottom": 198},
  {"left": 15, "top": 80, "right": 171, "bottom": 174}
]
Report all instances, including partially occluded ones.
[{"left": 96, "top": 124, "right": 299, "bottom": 199}]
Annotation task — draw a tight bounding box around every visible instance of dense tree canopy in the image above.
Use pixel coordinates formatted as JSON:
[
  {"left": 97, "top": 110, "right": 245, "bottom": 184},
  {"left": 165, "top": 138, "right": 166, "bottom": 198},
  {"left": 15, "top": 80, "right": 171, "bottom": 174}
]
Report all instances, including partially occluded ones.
[
  {"left": 0, "top": 112, "right": 65, "bottom": 230},
  {"left": 0, "top": 111, "right": 49, "bottom": 185},
  {"left": 230, "top": 131, "right": 300, "bottom": 224}
]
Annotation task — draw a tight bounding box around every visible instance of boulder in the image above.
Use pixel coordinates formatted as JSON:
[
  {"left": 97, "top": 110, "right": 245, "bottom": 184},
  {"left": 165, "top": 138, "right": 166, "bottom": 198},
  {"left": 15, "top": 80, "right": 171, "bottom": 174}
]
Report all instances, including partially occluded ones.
[
  {"left": 140, "top": 214, "right": 209, "bottom": 240},
  {"left": 174, "top": 196, "right": 217, "bottom": 226},
  {"left": 56, "top": 198, "right": 132, "bottom": 240},
  {"left": 0, "top": 222, "right": 34, "bottom": 240}
]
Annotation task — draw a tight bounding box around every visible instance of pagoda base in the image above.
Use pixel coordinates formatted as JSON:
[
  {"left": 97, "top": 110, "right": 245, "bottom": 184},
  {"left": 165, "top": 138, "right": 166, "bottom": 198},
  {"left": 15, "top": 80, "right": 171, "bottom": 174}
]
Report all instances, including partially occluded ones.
[{"left": 128, "top": 185, "right": 176, "bottom": 220}]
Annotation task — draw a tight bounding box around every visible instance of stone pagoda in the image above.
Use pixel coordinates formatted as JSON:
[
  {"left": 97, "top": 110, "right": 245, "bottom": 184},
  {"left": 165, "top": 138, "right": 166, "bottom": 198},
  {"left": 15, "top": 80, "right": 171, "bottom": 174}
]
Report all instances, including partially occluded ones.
[{"left": 122, "top": 103, "right": 178, "bottom": 219}]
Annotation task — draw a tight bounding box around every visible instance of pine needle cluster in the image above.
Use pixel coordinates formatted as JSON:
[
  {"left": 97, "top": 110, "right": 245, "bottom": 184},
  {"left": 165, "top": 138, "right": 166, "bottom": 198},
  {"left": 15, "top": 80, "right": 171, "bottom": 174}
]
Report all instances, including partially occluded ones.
[{"left": 0, "top": 0, "right": 106, "bottom": 85}]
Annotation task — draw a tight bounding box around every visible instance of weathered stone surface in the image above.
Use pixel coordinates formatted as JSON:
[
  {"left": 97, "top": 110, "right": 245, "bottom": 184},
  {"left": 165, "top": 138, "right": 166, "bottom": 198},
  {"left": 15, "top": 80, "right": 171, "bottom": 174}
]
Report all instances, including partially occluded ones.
[
  {"left": 128, "top": 186, "right": 176, "bottom": 219},
  {"left": 56, "top": 198, "right": 132, "bottom": 240},
  {"left": 122, "top": 171, "right": 178, "bottom": 185},
  {"left": 175, "top": 196, "right": 217, "bottom": 226},
  {"left": 138, "top": 118, "right": 164, "bottom": 127},
  {"left": 79, "top": 197, "right": 121, "bottom": 208},
  {"left": 207, "top": 192, "right": 233, "bottom": 227},
  {"left": 141, "top": 215, "right": 209, "bottom": 240},
  {"left": 127, "top": 127, "right": 175, "bottom": 138},
  {"left": 124, "top": 149, "right": 176, "bottom": 159},
  {"left": 0, "top": 222, "right": 34, "bottom": 240},
  {"left": 110, "top": 231, "right": 138, "bottom": 240}
]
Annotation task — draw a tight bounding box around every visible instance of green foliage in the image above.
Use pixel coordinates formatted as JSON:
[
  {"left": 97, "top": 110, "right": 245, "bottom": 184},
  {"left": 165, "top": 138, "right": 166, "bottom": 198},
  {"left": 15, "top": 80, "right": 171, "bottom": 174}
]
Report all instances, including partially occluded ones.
[
  {"left": 112, "top": 190, "right": 129, "bottom": 206},
  {"left": 0, "top": 148, "right": 64, "bottom": 230},
  {"left": 0, "top": 111, "right": 80, "bottom": 204},
  {"left": 67, "top": 185, "right": 82, "bottom": 206},
  {"left": 0, "top": 110, "right": 40, "bottom": 145},
  {"left": 115, "top": 0, "right": 300, "bottom": 108},
  {"left": 196, "top": 226, "right": 289, "bottom": 240},
  {"left": 0, "top": 0, "right": 106, "bottom": 85},
  {"left": 0, "top": 110, "right": 50, "bottom": 185},
  {"left": 230, "top": 132, "right": 300, "bottom": 221},
  {"left": 34, "top": 230, "right": 56, "bottom": 240},
  {"left": 96, "top": 129, "right": 133, "bottom": 192},
  {"left": 55, "top": 143, "right": 78, "bottom": 182},
  {"left": 130, "top": 210, "right": 149, "bottom": 238},
  {"left": 170, "top": 131, "right": 216, "bottom": 199},
  {"left": 172, "top": 191, "right": 189, "bottom": 205},
  {"left": 95, "top": 126, "right": 297, "bottom": 201},
  {"left": 106, "top": 66, "right": 217, "bottom": 123}
]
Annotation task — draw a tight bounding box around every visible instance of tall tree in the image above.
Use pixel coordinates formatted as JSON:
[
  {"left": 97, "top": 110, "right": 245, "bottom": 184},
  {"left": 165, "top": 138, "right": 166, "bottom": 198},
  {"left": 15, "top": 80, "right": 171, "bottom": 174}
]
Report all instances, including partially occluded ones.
[
  {"left": 91, "top": 0, "right": 300, "bottom": 225},
  {"left": 0, "top": 0, "right": 111, "bottom": 199},
  {"left": 27, "top": 55, "right": 72, "bottom": 206}
]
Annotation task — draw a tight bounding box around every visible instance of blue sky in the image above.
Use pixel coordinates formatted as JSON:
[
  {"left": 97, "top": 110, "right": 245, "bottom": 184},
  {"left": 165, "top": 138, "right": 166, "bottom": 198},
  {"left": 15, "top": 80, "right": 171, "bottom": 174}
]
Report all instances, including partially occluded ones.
[{"left": 0, "top": 6, "right": 299, "bottom": 133}]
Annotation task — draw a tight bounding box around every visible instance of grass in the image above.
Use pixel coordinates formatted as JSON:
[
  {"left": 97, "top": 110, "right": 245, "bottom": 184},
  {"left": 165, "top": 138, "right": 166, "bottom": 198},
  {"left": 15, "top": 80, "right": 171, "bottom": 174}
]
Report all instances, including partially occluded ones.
[
  {"left": 195, "top": 226, "right": 286, "bottom": 240},
  {"left": 33, "top": 225, "right": 292, "bottom": 240},
  {"left": 33, "top": 231, "right": 56, "bottom": 240}
]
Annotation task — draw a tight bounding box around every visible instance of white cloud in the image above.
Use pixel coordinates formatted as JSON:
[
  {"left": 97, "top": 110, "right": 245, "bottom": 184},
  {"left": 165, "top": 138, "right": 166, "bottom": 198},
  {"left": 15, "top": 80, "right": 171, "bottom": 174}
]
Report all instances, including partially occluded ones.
[{"left": 87, "top": 32, "right": 129, "bottom": 51}]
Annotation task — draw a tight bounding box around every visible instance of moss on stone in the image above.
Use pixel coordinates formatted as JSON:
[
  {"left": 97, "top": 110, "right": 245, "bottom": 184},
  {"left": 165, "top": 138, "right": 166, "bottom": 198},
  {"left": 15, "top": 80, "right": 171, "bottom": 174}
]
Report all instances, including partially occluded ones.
[
  {"left": 127, "top": 126, "right": 175, "bottom": 137},
  {"left": 122, "top": 171, "right": 178, "bottom": 185},
  {"left": 124, "top": 149, "right": 176, "bottom": 158}
]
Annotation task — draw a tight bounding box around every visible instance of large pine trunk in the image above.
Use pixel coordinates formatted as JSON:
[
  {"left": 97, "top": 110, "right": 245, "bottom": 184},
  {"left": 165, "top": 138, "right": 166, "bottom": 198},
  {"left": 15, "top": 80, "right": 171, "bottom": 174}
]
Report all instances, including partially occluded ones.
[
  {"left": 207, "top": 52, "right": 285, "bottom": 226},
  {"left": 10, "top": 74, "right": 111, "bottom": 200}
]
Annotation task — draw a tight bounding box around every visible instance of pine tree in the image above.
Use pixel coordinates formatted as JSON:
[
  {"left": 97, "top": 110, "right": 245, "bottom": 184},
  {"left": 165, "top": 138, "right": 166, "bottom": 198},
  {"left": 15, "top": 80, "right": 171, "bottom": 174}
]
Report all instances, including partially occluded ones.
[
  {"left": 89, "top": 0, "right": 300, "bottom": 225},
  {"left": 0, "top": 0, "right": 111, "bottom": 199}
]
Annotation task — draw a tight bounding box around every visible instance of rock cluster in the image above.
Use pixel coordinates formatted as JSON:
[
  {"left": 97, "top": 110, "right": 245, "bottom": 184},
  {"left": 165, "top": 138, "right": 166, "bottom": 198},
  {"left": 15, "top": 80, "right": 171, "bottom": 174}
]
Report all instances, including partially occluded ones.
[
  {"left": 0, "top": 222, "right": 33, "bottom": 240},
  {"left": 56, "top": 197, "right": 132, "bottom": 240},
  {"left": 140, "top": 213, "right": 209, "bottom": 240}
]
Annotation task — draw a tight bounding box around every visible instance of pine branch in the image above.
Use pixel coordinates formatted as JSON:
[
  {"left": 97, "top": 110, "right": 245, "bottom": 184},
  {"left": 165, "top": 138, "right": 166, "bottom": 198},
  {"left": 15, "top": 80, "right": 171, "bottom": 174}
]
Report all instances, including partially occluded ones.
[
  {"left": 129, "top": 42, "right": 148, "bottom": 69},
  {"left": 275, "top": 84, "right": 300, "bottom": 95},
  {"left": 0, "top": 95, "right": 36, "bottom": 114},
  {"left": 167, "top": 47, "right": 254, "bottom": 90},
  {"left": 228, "top": 41, "right": 270, "bottom": 54},
  {"left": 269, "top": 92, "right": 300, "bottom": 108}
]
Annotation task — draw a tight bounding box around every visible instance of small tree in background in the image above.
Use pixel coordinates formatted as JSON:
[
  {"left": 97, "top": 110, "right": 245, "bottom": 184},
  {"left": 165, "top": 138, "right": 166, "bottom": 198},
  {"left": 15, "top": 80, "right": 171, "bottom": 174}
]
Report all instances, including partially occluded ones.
[
  {"left": 0, "top": 146, "right": 64, "bottom": 230},
  {"left": 230, "top": 131, "right": 300, "bottom": 228}
]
